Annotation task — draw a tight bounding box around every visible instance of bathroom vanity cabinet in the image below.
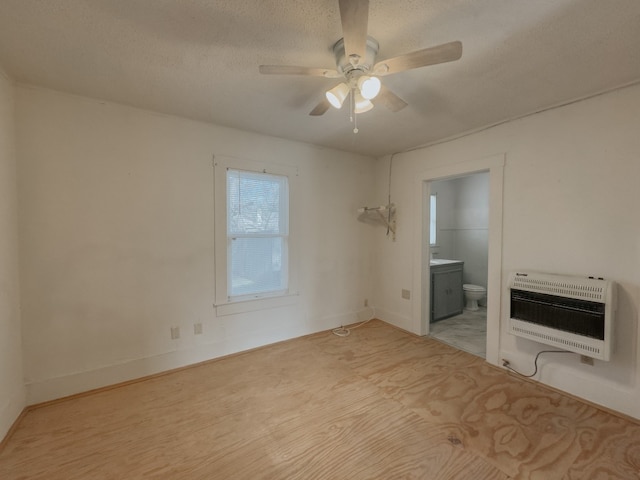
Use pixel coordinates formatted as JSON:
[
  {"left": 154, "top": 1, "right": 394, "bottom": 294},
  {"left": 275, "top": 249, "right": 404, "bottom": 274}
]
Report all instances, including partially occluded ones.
[{"left": 430, "top": 260, "right": 464, "bottom": 322}]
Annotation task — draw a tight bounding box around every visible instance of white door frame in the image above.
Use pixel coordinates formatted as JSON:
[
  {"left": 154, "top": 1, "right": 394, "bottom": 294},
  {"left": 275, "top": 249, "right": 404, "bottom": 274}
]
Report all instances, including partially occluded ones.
[{"left": 412, "top": 154, "right": 505, "bottom": 366}]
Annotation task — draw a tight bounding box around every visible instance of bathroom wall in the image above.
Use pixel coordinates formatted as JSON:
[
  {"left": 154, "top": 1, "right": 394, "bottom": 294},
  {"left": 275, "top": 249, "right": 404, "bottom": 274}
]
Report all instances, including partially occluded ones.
[
  {"left": 430, "top": 173, "right": 489, "bottom": 291},
  {"left": 452, "top": 173, "right": 489, "bottom": 290}
]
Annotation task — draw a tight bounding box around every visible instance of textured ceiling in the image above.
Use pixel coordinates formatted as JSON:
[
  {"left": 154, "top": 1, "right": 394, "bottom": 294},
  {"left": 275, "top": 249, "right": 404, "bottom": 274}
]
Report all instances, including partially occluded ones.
[{"left": 1, "top": 0, "right": 639, "bottom": 157}]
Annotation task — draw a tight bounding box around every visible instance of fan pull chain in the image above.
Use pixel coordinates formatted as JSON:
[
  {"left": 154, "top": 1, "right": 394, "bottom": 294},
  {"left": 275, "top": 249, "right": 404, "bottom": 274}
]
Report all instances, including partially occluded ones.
[
  {"left": 349, "top": 88, "right": 354, "bottom": 123},
  {"left": 351, "top": 87, "right": 359, "bottom": 133}
]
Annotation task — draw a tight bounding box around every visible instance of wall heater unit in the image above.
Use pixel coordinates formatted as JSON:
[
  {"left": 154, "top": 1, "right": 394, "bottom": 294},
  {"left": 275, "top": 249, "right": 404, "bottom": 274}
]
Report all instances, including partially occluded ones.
[{"left": 509, "top": 271, "right": 616, "bottom": 361}]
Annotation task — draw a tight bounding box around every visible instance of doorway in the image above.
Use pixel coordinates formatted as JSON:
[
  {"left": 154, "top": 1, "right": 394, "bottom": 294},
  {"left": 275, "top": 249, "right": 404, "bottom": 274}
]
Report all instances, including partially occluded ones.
[
  {"left": 427, "top": 172, "right": 489, "bottom": 358},
  {"left": 412, "top": 154, "right": 504, "bottom": 366}
]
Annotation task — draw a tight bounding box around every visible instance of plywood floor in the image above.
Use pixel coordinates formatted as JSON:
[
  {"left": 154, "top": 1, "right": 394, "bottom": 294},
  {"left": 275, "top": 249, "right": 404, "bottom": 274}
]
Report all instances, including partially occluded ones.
[{"left": 1, "top": 320, "right": 639, "bottom": 479}]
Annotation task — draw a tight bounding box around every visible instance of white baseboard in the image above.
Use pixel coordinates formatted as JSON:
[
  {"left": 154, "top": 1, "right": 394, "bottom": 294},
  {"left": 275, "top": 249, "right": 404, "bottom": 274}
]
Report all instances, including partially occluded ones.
[
  {"left": 25, "top": 309, "right": 372, "bottom": 405},
  {"left": 0, "top": 385, "right": 26, "bottom": 441},
  {"left": 374, "top": 307, "right": 415, "bottom": 334}
]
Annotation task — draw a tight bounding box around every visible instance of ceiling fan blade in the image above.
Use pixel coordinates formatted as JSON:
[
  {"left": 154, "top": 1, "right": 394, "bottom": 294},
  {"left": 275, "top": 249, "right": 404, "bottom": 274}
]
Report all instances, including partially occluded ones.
[
  {"left": 339, "top": 0, "right": 369, "bottom": 62},
  {"left": 259, "top": 65, "right": 341, "bottom": 78},
  {"left": 309, "top": 98, "right": 331, "bottom": 116},
  {"left": 374, "top": 84, "right": 408, "bottom": 112},
  {"left": 373, "top": 41, "right": 462, "bottom": 76}
]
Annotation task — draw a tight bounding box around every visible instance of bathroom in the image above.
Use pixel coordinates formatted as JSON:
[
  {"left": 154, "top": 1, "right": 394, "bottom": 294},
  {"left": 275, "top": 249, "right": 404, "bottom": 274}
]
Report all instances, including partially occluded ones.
[{"left": 428, "top": 171, "right": 489, "bottom": 357}]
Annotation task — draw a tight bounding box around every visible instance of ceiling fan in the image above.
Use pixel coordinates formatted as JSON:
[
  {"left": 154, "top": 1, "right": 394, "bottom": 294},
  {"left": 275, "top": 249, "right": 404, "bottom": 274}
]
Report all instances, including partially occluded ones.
[{"left": 259, "top": 0, "right": 462, "bottom": 122}]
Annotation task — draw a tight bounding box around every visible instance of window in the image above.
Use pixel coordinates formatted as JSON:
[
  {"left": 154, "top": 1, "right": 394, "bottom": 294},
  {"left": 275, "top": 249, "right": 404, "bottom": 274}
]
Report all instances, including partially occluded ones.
[
  {"left": 429, "top": 194, "right": 437, "bottom": 245},
  {"left": 214, "top": 156, "right": 298, "bottom": 314},
  {"left": 227, "top": 169, "right": 288, "bottom": 299}
]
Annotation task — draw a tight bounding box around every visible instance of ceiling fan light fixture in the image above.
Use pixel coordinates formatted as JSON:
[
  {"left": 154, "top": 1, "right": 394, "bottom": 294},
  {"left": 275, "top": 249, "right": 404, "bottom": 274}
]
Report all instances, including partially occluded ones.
[
  {"left": 354, "top": 91, "right": 374, "bottom": 114},
  {"left": 357, "top": 75, "right": 381, "bottom": 100},
  {"left": 326, "top": 83, "right": 350, "bottom": 109}
]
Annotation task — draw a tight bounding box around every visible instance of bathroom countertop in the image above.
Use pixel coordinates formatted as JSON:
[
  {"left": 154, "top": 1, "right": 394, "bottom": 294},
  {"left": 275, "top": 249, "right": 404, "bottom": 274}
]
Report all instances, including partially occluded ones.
[{"left": 430, "top": 259, "right": 463, "bottom": 266}]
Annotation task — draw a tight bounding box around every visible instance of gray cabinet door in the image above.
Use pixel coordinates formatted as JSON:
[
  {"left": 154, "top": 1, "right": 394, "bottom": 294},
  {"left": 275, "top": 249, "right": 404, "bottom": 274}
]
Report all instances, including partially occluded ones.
[{"left": 431, "top": 264, "right": 463, "bottom": 321}]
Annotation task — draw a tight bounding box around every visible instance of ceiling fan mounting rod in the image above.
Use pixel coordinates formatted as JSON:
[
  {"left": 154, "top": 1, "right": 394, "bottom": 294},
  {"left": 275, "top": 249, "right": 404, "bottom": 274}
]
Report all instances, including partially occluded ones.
[
  {"left": 333, "top": 36, "right": 379, "bottom": 76},
  {"left": 345, "top": 68, "right": 365, "bottom": 85}
]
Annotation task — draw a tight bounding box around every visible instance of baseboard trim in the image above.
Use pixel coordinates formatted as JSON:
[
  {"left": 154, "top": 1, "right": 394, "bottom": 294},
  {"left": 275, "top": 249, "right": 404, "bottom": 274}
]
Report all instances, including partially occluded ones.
[
  {"left": 4, "top": 319, "right": 637, "bottom": 453},
  {"left": 27, "top": 326, "right": 338, "bottom": 411},
  {"left": 25, "top": 308, "right": 371, "bottom": 405},
  {"left": 485, "top": 362, "right": 640, "bottom": 426},
  {"left": 374, "top": 307, "right": 415, "bottom": 334},
  {"left": 0, "top": 407, "right": 28, "bottom": 454}
]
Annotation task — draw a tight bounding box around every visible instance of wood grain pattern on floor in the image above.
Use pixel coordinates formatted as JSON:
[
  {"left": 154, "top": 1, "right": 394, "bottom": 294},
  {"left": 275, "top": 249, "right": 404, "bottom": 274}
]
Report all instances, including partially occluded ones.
[{"left": 1, "top": 320, "right": 638, "bottom": 479}]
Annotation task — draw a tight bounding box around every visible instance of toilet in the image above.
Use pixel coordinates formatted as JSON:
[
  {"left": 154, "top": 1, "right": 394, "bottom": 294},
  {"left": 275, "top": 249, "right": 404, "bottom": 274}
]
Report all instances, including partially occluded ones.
[{"left": 463, "top": 284, "right": 486, "bottom": 311}]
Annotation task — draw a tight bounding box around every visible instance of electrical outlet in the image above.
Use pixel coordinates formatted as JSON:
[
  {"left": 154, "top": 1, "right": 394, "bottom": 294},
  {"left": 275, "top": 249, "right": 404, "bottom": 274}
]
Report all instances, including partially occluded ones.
[
  {"left": 401, "top": 289, "right": 411, "bottom": 300},
  {"left": 364, "top": 298, "right": 368, "bottom": 307},
  {"left": 194, "top": 323, "right": 203, "bottom": 335},
  {"left": 170, "top": 326, "right": 180, "bottom": 340},
  {"left": 580, "top": 355, "right": 594, "bottom": 366}
]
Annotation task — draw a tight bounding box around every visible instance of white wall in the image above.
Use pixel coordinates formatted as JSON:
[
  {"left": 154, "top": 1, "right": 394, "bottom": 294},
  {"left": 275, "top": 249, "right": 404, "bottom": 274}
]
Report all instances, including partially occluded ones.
[
  {"left": 16, "top": 86, "right": 376, "bottom": 404},
  {"left": 9, "top": 79, "right": 639, "bottom": 420},
  {"left": 373, "top": 83, "right": 640, "bottom": 419},
  {"left": 0, "top": 68, "right": 25, "bottom": 439}
]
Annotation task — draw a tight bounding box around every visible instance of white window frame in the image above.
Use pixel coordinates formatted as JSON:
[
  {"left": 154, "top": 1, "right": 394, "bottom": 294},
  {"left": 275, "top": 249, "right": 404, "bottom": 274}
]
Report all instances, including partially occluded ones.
[
  {"left": 213, "top": 156, "right": 299, "bottom": 315},
  {"left": 429, "top": 194, "right": 437, "bottom": 246}
]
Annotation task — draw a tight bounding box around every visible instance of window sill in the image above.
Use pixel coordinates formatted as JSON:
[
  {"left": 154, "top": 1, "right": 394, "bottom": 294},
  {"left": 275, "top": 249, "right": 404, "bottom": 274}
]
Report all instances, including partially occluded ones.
[{"left": 215, "top": 292, "right": 299, "bottom": 317}]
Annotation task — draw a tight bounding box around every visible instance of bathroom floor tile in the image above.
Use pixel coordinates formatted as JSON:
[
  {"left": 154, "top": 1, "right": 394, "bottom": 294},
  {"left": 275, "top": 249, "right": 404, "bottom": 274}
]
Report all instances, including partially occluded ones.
[{"left": 430, "top": 308, "right": 487, "bottom": 357}]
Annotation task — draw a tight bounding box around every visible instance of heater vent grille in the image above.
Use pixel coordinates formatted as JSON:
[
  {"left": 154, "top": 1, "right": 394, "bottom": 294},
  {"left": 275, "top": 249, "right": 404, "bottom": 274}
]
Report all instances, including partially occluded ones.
[
  {"left": 511, "top": 324, "right": 601, "bottom": 355},
  {"left": 509, "top": 271, "right": 615, "bottom": 361},
  {"left": 511, "top": 275, "right": 605, "bottom": 302}
]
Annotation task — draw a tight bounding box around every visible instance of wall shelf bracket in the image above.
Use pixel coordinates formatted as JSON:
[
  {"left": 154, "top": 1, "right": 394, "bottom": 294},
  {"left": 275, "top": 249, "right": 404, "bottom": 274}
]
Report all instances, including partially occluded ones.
[{"left": 357, "top": 204, "right": 396, "bottom": 240}]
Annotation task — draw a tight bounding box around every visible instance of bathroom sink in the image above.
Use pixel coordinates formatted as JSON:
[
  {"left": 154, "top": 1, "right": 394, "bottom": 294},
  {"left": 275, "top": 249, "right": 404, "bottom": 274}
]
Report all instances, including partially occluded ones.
[{"left": 430, "top": 259, "right": 462, "bottom": 265}]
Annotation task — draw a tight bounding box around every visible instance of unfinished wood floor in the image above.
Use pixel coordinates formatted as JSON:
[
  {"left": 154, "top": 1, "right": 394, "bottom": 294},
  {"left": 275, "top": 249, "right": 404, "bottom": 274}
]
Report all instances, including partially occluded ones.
[{"left": 1, "top": 320, "right": 639, "bottom": 479}]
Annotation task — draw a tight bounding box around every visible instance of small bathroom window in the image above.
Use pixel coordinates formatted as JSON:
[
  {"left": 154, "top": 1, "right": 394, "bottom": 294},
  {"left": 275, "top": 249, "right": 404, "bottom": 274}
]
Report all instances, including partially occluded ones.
[{"left": 429, "top": 194, "right": 437, "bottom": 245}]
